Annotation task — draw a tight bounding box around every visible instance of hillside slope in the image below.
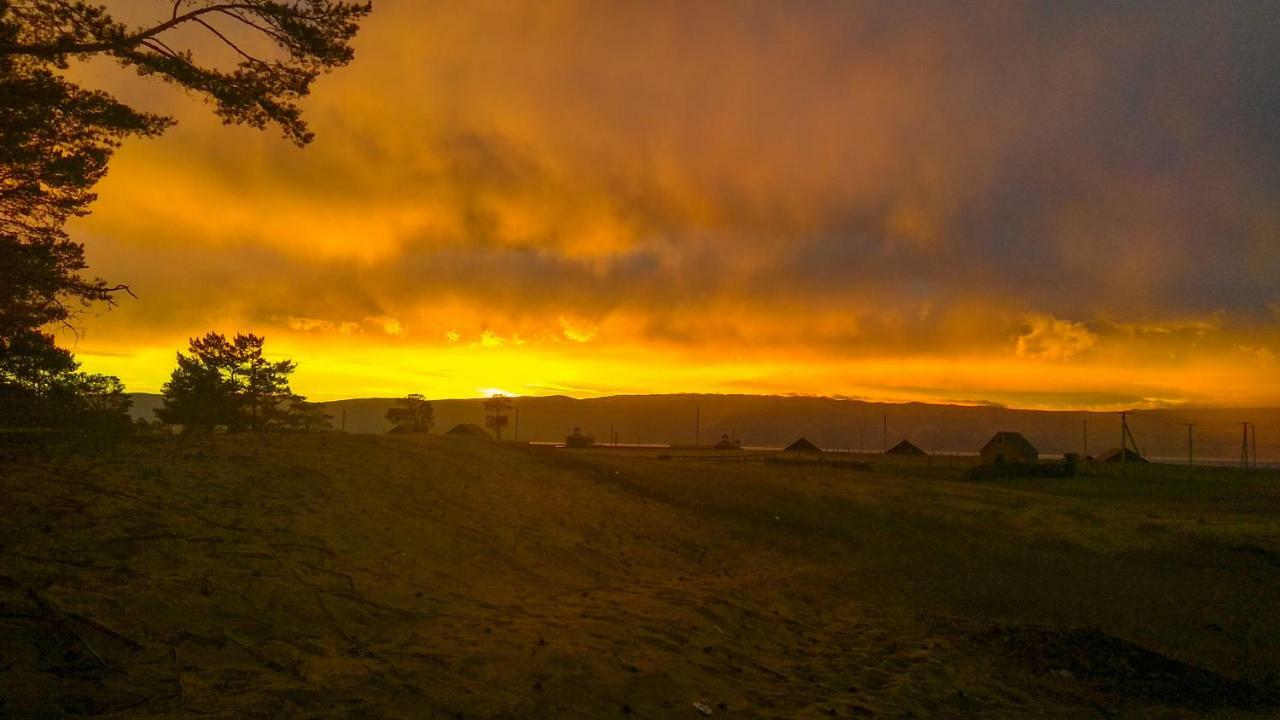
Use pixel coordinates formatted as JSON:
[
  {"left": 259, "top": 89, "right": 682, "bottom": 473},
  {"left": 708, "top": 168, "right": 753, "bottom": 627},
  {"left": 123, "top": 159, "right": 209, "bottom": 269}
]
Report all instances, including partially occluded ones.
[{"left": 3, "top": 436, "right": 1277, "bottom": 717}]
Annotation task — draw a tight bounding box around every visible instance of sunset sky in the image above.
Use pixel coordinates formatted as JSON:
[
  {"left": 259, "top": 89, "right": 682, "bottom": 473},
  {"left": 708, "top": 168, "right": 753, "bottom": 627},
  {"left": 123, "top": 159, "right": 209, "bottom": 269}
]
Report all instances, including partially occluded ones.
[{"left": 62, "top": 1, "right": 1280, "bottom": 408}]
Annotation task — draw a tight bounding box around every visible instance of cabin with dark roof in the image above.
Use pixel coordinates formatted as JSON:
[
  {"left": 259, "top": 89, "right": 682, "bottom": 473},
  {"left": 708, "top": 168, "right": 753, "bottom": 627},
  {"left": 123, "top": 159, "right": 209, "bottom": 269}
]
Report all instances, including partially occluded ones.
[
  {"left": 1097, "top": 447, "right": 1148, "bottom": 463},
  {"left": 445, "top": 423, "right": 490, "bottom": 438},
  {"left": 979, "top": 431, "right": 1038, "bottom": 465}
]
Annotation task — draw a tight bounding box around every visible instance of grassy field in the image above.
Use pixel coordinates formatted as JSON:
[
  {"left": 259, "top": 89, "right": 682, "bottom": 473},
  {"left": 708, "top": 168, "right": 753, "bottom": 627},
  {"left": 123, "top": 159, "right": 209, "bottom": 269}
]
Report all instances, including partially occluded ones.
[{"left": 1, "top": 435, "right": 1278, "bottom": 718}]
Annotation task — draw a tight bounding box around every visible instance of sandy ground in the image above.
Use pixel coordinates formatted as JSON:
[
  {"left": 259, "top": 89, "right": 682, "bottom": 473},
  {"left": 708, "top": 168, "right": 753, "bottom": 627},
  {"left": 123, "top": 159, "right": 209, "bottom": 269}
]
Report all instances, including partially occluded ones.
[{"left": 1, "top": 434, "right": 1277, "bottom": 718}]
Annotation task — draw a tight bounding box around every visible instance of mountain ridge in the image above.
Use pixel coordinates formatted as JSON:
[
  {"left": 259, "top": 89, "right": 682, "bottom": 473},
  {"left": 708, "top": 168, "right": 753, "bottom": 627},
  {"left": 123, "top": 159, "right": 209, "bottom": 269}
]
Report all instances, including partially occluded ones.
[{"left": 129, "top": 392, "right": 1280, "bottom": 462}]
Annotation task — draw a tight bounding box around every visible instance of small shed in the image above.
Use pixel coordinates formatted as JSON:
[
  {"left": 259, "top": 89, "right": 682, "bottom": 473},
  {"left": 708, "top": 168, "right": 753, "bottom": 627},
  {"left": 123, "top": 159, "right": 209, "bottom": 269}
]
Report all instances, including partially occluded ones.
[
  {"left": 713, "top": 433, "right": 741, "bottom": 450},
  {"left": 445, "top": 423, "right": 490, "bottom": 438},
  {"left": 783, "top": 437, "right": 822, "bottom": 453},
  {"left": 979, "top": 431, "right": 1038, "bottom": 465},
  {"left": 565, "top": 426, "right": 595, "bottom": 448},
  {"left": 886, "top": 439, "right": 927, "bottom": 456},
  {"left": 1097, "top": 447, "right": 1148, "bottom": 463}
]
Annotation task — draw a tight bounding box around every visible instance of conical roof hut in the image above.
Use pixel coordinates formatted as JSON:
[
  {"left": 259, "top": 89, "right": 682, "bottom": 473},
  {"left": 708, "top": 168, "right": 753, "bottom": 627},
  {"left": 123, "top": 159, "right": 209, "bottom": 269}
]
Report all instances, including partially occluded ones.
[
  {"left": 886, "top": 439, "right": 927, "bottom": 456},
  {"left": 783, "top": 437, "right": 822, "bottom": 453}
]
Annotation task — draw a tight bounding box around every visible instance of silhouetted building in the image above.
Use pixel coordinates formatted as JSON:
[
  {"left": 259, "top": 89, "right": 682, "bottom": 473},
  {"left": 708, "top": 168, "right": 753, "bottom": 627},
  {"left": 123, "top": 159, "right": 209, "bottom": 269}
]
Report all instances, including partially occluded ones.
[
  {"left": 565, "top": 426, "right": 595, "bottom": 448},
  {"left": 713, "top": 433, "right": 741, "bottom": 450},
  {"left": 1063, "top": 453, "right": 1080, "bottom": 476},
  {"left": 1097, "top": 447, "right": 1148, "bottom": 463},
  {"left": 445, "top": 423, "right": 490, "bottom": 438},
  {"left": 886, "top": 439, "right": 927, "bottom": 456},
  {"left": 783, "top": 437, "right": 822, "bottom": 453},
  {"left": 979, "top": 431, "right": 1038, "bottom": 464}
]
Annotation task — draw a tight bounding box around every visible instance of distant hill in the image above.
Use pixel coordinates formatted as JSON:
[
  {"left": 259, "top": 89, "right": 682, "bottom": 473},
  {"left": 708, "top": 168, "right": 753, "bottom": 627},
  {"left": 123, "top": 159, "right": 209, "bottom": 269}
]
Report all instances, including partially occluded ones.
[{"left": 128, "top": 392, "right": 1280, "bottom": 462}]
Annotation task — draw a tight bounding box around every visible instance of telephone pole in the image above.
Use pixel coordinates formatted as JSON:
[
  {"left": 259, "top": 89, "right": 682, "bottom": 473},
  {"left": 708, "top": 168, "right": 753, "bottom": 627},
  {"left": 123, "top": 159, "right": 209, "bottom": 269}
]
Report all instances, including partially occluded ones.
[
  {"left": 1250, "top": 423, "right": 1258, "bottom": 469},
  {"left": 882, "top": 412, "right": 888, "bottom": 453},
  {"left": 514, "top": 408, "right": 519, "bottom": 442},
  {"left": 1241, "top": 422, "right": 1250, "bottom": 469},
  {"left": 695, "top": 405, "right": 700, "bottom": 449},
  {"left": 1185, "top": 423, "right": 1195, "bottom": 467},
  {"left": 1082, "top": 418, "right": 1088, "bottom": 458},
  {"left": 1119, "top": 411, "right": 1128, "bottom": 467}
]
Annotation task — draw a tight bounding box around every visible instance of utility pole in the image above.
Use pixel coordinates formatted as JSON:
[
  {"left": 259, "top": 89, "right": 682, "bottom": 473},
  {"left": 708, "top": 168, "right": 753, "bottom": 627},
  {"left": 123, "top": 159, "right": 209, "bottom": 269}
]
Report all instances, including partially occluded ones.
[
  {"left": 1082, "top": 418, "right": 1088, "bottom": 458},
  {"left": 341, "top": 409, "right": 347, "bottom": 433},
  {"left": 610, "top": 423, "right": 614, "bottom": 448},
  {"left": 1186, "top": 423, "right": 1195, "bottom": 467},
  {"left": 882, "top": 412, "right": 888, "bottom": 453},
  {"left": 514, "top": 408, "right": 519, "bottom": 443},
  {"left": 1119, "top": 411, "right": 1128, "bottom": 468},
  {"left": 1241, "top": 422, "right": 1250, "bottom": 469},
  {"left": 859, "top": 426, "right": 864, "bottom": 454},
  {"left": 695, "top": 405, "right": 700, "bottom": 449},
  {"left": 1251, "top": 422, "right": 1258, "bottom": 469}
]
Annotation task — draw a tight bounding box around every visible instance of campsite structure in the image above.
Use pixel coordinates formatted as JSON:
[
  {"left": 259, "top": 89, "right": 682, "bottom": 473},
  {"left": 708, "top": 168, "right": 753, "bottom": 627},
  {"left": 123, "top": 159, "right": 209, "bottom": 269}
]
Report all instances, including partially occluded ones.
[
  {"left": 445, "top": 423, "right": 490, "bottom": 438},
  {"left": 979, "top": 431, "right": 1038, "bottom": 464},
  {"left": 783, "top": 437, "right": 822, "bottom": 453},
  {"left": 565, "top": 427, "right": 595, "bottom": 448},
  {"left": 886, "top": 439, "right": 927, "bottom": 456},
  {"left": 714, "top": 433, "right": 741, "bottom": 450},
  {"left": 1097, "top": 447, "right": 1148, "bottom": 463}
]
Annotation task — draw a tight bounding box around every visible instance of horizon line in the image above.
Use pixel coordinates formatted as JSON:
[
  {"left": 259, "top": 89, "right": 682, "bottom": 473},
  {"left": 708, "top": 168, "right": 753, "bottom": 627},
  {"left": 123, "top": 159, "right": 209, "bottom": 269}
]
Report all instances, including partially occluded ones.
[{"left": 125, "top": 390, "right": 1280, "bottom": 414}]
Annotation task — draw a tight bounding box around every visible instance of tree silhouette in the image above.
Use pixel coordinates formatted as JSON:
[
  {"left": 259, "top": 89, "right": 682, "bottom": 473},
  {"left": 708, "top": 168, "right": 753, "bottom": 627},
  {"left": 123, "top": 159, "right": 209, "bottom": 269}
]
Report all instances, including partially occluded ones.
[
  {"left": 68, "top": 371, "right": 133, "bottom": 435},
  {"left": 1, "top": 0, "right": 370, "bottom": 312},
  {"left": 157, "top": 332, "right": 299, "bottom": 432},
  {"left": 0, "top": 232, "right": 137, "bottom": 427},
  {"left": 154, "top": 347, "right": 240, "bottom": 431},
  {"left": 483, "top": 394, "right": 513, "bottom": 439},
  {"left": 1, "top": 2, "right": 371, "bottom": 143},
  {"left": 0, "top": 326, "right": 130, "bottom": 431},
  {"left": 386, "top": 393, "right": 434, "bottom": 433},
  {"left": 73, "top": 372, "right": 131, "bottom": 417},
  {"left": 286, "top": 399, "right": 332, "bottom": 433},
  {"left": 0, "top": 2, "right": 370, "bottom": 427}
]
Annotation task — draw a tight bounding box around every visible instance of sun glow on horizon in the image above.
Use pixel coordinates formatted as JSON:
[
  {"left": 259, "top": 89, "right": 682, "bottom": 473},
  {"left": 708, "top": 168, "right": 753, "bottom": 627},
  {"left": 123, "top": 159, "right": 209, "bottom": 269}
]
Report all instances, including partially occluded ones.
[
  {"left": 63, "top": 321, "right": 1280, "bottom": 411},
  {"left": 55, "top": 1, "right": 1280, "bottom": 411}
]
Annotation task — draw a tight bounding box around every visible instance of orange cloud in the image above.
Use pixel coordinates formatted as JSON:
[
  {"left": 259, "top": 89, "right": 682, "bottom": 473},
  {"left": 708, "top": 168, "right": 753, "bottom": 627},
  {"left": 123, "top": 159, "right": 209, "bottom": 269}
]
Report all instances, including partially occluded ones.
[{"left": 58, "top": 1, "right": 1280, "bottom": 407}]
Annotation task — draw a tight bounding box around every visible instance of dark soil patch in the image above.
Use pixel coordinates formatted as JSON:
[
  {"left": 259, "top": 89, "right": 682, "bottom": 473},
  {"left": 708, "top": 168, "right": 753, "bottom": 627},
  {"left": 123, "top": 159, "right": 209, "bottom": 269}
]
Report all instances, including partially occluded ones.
[{"left": 976, "top": 623, "right": 1275, "bottom": 708}]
